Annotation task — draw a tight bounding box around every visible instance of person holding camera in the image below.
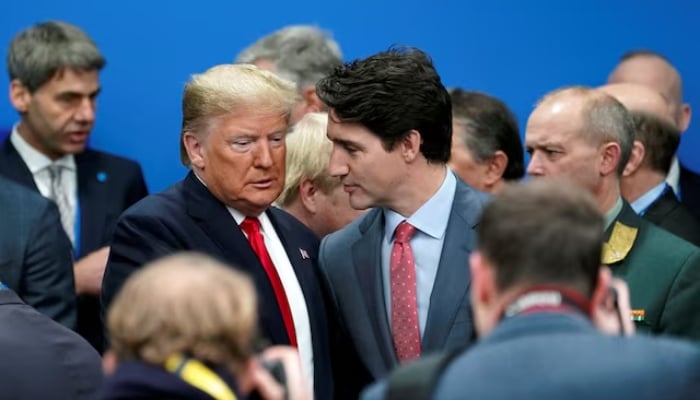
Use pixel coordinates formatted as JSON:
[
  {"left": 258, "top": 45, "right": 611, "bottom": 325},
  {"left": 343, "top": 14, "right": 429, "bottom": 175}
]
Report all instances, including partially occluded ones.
[
  {"left": 363, "top": 179, "right": 700, "bottom": 400},
  {"left": 101, "top": 252, "right": 310, "bottom": 400}
]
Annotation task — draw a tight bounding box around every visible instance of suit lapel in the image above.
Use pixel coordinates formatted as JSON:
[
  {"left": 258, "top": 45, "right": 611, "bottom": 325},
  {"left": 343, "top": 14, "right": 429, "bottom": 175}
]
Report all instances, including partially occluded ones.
[
  {"left": 352, "top": 209, "right": 396, "bottom": 371},
  {"left": 644, "top": 188, "right": 679, "bottom": 224},
  {"left": 604, "top": 200, "right": 642, "bottom": 268},
  {"left": 183, "top": 172, "right": 288, "bottom": 344},
  {"left": 75, "top": 153, "right": 108, "bottom": 256},
  {"left": 422, "top": 180, "right": 479, "bottom": 350},
  {"left": 0, "top": 140, "right": 39, "bottom": 191}
]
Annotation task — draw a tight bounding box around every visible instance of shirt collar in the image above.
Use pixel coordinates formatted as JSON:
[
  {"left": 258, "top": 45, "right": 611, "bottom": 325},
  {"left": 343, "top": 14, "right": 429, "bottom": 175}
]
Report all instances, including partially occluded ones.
[
  {"left": 630, "top": 181, "right": 667, "bottom": 215},
  {"left": 384, "top": 168, "right": 457, "bottom": 241},
  {"left": 11, "top": 124, "right": 75, "bottom": 173}
]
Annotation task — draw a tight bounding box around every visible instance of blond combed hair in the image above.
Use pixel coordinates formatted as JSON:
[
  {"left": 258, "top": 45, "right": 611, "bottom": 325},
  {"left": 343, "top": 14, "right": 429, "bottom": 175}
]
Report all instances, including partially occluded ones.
[
  {"left": 179, "top": 63, "right": 299, "bottom": 166},
  {"left": 278, "top": 112, "right": 339, "bottom": 206},
  {"left": 107, "top": 252, "right": 258, "bottom": 374}
]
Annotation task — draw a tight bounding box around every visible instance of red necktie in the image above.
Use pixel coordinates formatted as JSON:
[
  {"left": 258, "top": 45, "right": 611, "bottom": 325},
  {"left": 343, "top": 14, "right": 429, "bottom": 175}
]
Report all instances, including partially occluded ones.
[
  {"left": 240, "top": 217, "right": 297, "bottom": 347},
  {"left": 390, "top": 220, "right": 421, "bottom": 363}
]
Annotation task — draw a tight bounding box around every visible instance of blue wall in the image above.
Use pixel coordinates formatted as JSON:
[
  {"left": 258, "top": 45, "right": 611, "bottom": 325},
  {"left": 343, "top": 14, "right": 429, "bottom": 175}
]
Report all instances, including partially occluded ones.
[{"left": 1, "top": 0, "right": 698, "bottom": 191}]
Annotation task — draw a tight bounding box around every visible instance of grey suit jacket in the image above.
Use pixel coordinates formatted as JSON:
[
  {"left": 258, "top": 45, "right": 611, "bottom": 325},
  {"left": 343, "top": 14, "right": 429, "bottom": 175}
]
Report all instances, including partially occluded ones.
[
  {"left": 318, "top": 178, "right": 490, "bottom": 399},
  {"left": 0, "top": 175, "right": 76, "bottom": 329},
  {"left": 362, "top": 312, "right": 700, "bottom": 400}
]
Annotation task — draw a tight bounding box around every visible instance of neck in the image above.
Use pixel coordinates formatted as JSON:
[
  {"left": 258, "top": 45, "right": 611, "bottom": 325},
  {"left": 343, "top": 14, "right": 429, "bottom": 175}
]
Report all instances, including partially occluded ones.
[
  {"left": 596, "top": 178, "right": 622, "bottom": 214},
  {"left": 488, "top": 179, "right": 506, "bottom": 195},
  {"left": 16, "top": 121, "right": 62, "bottom": 161},
  {"left": 620, "top": 169, "right": 666, "bottom": 203},
  {"left": 501, "top": 285, "right": 592, "bottom": 319},
  {"left": 282, "top": 201, "right": 320, "bottom": 237},
  {"left": 389, "top": 162, "right": 446, "bottom": 217}
]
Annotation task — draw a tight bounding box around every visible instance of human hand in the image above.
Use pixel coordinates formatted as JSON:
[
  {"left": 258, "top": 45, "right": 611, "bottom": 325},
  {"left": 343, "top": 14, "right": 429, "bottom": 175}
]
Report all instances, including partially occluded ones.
[
  {"left": 74, "top": 246, "right": 110, "bottom": 295},
  {"left": 242, "top": 345, "right": 311, "bottom": 400}
]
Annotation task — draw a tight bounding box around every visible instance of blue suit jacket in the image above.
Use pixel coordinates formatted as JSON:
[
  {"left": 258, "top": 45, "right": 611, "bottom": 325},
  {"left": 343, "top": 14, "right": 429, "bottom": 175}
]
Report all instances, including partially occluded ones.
[
  {"left": 0, "top": 175, "right": 76, "bottom": 328},
  {"left": 0, "top": 289, "right": 102, "bottom": 400},
  {"left": 0, "top": 138, "right": 148, "bottom": 351},
  {"left": 101, "top": 171, "right": 332, "bottom": 399},
  {"left": 363, "top": 312, "right": 700, "bottom": 400},
  {"left": 318, "top": 178, "right": 490, "bottom": 399}
]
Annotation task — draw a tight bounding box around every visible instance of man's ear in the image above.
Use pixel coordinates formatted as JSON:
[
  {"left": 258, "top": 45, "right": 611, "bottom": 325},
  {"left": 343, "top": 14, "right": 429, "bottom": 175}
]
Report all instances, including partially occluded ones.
[
  {"left": 622, "top": 140, "right": 646, "bottom": 177},
  {"left": 183, "top": 132, "right": 205, "bottom": 170},
  {"left": 470, "top": 251, "right": 495, "bottom": 304},
  {"left": 9, "top": 80, "right": 31, "bottom": 113},
  {"left": 401, "top": 129, "right": 422, "bottom": 162},
  {"left": 484, "top": 151, "right": 508, "bottom": 187},
  {"left": 600, "top": 141, "right": 622, "bottom": 176},
  {"left": 679, "top": 103, "right": 691, "bottom": 132},
  {"left": 299, "top": 179, "right": 318, "bottom": 214}
]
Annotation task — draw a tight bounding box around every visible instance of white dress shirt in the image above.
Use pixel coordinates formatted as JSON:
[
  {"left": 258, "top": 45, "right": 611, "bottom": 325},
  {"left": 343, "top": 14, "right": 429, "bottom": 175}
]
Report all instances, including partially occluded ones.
[
  {"left": 228, "top": 207, "right": 314, "bottom": 393},
  {"left": 10, "top": 125, "right": 77, "bottom": 243}
]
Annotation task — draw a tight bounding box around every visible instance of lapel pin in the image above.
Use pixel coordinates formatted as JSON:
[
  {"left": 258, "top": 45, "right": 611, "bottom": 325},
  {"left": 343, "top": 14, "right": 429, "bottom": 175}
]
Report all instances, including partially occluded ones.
[
  {"left": 96, "top": 171, "right": 108, "bottom": 183},
  {"left": 299, "top": 248, "right": 310, "bottom": 260}
]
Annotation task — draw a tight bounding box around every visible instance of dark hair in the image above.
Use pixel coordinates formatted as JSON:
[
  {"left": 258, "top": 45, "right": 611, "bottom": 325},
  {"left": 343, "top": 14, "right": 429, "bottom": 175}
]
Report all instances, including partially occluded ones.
[
  {"left": 7, "top": 21, "right": 105, "bottom": 92},
  {"left": 450, "top": 89, "right": 524, "bottom": 180},
  {"left": 629, "top": 111, "right": 680, "bottom": 174},
  {"left": 478, "top": 178, "right": 604, "bottom": 297},
  {"left": 316, "top": 46, "right": 452, "bottom": 163}
]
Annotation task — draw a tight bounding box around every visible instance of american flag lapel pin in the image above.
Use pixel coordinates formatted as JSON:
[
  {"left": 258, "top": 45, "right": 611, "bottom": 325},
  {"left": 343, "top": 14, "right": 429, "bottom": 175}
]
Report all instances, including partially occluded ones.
[{"left": 299, "top": 248, "right": 310, "bottom": 260}]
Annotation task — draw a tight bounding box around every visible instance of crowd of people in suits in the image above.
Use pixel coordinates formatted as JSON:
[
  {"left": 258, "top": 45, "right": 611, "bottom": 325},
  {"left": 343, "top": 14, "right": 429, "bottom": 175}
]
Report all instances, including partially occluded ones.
[{"left": 2, "top": 18, "right": 700, "bottom": 400}]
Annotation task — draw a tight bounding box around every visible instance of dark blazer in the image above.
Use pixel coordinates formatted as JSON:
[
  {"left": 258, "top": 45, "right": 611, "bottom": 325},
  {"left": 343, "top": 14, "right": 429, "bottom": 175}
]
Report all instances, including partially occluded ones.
[
  {"left": 362, "top": 312, "right": 700, "bottom": 400},
  {"left": 0, "top": 138, "right": 148, "bottom": 351},
  {"left": 0, "top": 175, "right": 76, "bottom": 328},
  {"left": 318, "top": 178, "right": 490, "bottom": 399},
  {"left": 0, "top": 289, "right": 102, "bottom": 400},
  {"left": 643, "top": 186, "right": 700, "bottom": 246},
  {"left": 607, "top": 201, "right": 700, "bottom": 339},
  {"left": 101, "top": 171, "right": 332, "bottom": 399},
  {"left": 680, "top": 162, "right": 700, "bottom": 221}
]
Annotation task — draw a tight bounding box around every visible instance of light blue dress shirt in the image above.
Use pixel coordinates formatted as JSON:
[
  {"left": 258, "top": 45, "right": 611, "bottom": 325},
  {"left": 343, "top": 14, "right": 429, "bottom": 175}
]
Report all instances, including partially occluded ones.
[
  {"left": 382, "top": 169, "right": 456, "bottom": 336},
  {"left": 631, "top": 182, "right": 668, "bottom": 216}
]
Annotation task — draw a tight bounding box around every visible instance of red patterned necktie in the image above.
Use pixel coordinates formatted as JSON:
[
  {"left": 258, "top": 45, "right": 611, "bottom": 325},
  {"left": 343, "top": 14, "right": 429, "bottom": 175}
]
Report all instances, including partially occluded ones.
[
  {"left": 390, "top": 220, "right": 421, "bottom": 363},
  {"left": 240, "top": 217, "right": 297, "bottom": 347}
]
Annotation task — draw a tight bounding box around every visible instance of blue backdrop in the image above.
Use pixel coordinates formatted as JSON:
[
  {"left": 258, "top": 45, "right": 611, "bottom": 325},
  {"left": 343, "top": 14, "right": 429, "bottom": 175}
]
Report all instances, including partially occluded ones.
[{"left": 1, "top": 0, "right": 698, "bottom": 191}]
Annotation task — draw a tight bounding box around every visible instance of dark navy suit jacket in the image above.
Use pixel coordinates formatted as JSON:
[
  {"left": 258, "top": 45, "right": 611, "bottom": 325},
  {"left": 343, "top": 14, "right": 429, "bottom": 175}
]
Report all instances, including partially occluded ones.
[
  {"left": 363, "top": 312, "right": 700, "bottom": 400},
  {"left": 0, "top": 138, "right": 148, "bottom": 351},
  {"left": 0, "top": 175, "right": 76, "bottom": 328},
  {"left": 318, "top": 178, "right": 490, "bottom": 399},
  {"left": 101, "top": 171, "right": 332, "bottom": 399},
  {"left": 0, "top": 289, "right": 102, "bottom": 400},
  {"left": 680, "top": 163, "right": 700, "bottom": 222}
]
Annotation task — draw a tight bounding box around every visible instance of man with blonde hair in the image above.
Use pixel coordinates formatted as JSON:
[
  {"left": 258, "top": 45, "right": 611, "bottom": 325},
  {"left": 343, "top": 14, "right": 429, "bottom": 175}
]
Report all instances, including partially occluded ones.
[
  {"left": 102, "top": 64, "right": 331, "bottom": 398},
  {"left": 278, "top": 112, "right": 364, "bottom": 238},
  {"left": 102, "top": 252, "right": 309, "bottom": 400}
]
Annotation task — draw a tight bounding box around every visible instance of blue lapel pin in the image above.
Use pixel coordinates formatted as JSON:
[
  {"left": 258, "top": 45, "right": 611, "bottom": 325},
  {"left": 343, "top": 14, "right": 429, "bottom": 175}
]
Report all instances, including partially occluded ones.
[{"left": 96, "top": 171, "right": 108, "bottom": 182}]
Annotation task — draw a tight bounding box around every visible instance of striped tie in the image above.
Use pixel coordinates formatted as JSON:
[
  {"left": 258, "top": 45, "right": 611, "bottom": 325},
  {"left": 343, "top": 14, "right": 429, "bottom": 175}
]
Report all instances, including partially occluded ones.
[{"left": 47, "top": 164, "right": 75, "bottom": 245}]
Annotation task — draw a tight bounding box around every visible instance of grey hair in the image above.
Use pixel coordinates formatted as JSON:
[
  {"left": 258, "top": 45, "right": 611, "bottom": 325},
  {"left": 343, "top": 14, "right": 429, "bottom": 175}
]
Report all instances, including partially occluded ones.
[
  {"left": 7, "top": 21, "right": 105, "bottom": 92},
  {"left": 539, "top": 86, "right": 634, "bottom": 176},
  {"left": 235, "top": 25, "right": 342, "bottom": 90}
]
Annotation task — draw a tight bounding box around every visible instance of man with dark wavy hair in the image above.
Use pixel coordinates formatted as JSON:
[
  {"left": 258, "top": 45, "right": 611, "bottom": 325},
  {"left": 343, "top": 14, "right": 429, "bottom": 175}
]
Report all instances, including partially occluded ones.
[{"left": 315, "top": 47, "right": 490, "bottom": 399}]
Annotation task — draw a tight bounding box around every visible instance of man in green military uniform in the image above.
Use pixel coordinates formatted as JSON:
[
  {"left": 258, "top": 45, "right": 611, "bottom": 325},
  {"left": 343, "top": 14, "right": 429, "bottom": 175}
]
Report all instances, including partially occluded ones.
[{"left": 525, "top": 86, "right": 700, "bottom": 339}]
